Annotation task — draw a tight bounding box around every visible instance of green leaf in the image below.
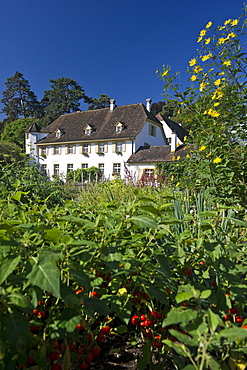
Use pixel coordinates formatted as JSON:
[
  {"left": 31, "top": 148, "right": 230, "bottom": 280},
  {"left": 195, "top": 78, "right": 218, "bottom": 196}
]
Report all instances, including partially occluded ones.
[
  {"left": 137, "top": 341, "right": 152, "bottom": 370},
  {"left": 218, "top": 327, "right": 247, "bottom": 339},
  {"left": 26, "top": 258, "right": 61, "bottom": 298},
  {"left": 168, "top": 329, "right": 197, "bottom": 346},
  {"left": 8, "top": 293, "right": 33, "bottom": 312},
  {"left": 148, "top": 286, "right": 168, "bottom": 304},
  {"left": 162, "top": 339, "right": 190, "bottom": 357},
  {"left": 175, "top": 292, "right": 194, "bottom": 304},
  {"left": 162, "top": 308, "right": 197, "bottom": 327},
  {"left": 69, "top": 268, "right": 91, "bottom": 291},
  {"left": 58, "top": 308, "right": 81, "bottom": 332},
  {"left": 0, "top": 255, "right": 21, "bottom": 285},
  {"left": 83, "top": 297, "right": 109, "bottom": 316},
  {"left": 128, "top": 215, "right": 158, "bottom": 229},
  {"left": 43, "top": 228, "right": 62, "bottom": 244},
  {"left": 200, "top": 290, "right": 211, "bottom": 299},
  {"left": 3, "top": 311, "right": 30, "bottom": 348},
  {"left": 208, "top": 309, "right": 221, "bottom": 333}
]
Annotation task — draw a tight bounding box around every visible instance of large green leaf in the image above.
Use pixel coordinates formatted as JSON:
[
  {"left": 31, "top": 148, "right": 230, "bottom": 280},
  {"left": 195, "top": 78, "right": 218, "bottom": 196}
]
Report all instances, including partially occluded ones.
[
  {"left": 43, "top": 228, "right": 62, "bottom": 244},
  {"left": 3, "top": 311, "right": 30, "bottom": 348},
  {"left": 127, "top": 215, "right": 158, "bottom": 229},
  {"left": 137, "top": 341, "right": 152, "bottom": 370},
  {"left": 26, "top": 257, "right": 61, "bottom": 297},
  {"left": 162, "top": 308, "right": 197, "bottom": 327},
  {"left": 58, "top": 308, "right": 81, "bottom": 332},
  {"left": 0, "top": 255, "right": 21, "bottom": 285},
  {"left": 69, "top": 268, "right": 91, "bottom": 291},
  {"left": 83, "top": 297, "right": 109, "bottom": 317},
  {"left": 218, "top": 327, "right": 247, "bottom": 339}
]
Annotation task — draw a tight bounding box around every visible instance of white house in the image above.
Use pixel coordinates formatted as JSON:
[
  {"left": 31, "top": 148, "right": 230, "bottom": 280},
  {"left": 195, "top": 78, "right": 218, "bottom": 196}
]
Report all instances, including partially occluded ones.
[{"left": 25, "top": 99, "right": 170, "bottom": 181}]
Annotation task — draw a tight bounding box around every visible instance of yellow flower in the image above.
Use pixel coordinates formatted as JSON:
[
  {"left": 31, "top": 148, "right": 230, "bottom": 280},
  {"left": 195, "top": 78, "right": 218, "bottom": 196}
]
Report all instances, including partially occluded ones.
[
  {"left": 231, "top": 19, "right": 238, "bottom": 26},
  {"left": 228, "top": 32, "right": 236, "bottom": 38},
  {"left": 205, "top": 38, "right": 211, "bottom": 44},
  {"left": 213, "top": 157, "right": 222, "bottom": 163},
  {"left": 201, "top": 53, "right": 213, "bottom": 62},
  {"left": 206, "top": 21, "right": 212, "bottom": 28},
  {"left": 200, "top": 29, "right": 206, "bottom": 37},
  {"left": 218, "top": 37, "right": 226, "bottom": 44},
  {"left": 214, "top": 102, "right": 220, "bottom": 107},
  {"left": 191, "top": 75, "right": 197, "bottom": 81},
  {"left": 171, "top": 149, "right": 175, "bottom": 153},
  {"left": 219, "top": 26, "right": 226, "bottom": 30},
  {"left": 219, "top": 72, "right": 225, "bottom": 75},
  {"left": 170, "top": 175, "right": 174, "bottom": 181},
  {"left": 199, "top": 145, "right": 206, "bottom": 151},
  {"left": 162, "top": 69, "right": 169, "bottom": 76},
  {"left": 199, "top": 82, "right": 208, "bottom": 91},
  {"left": 186, "top": 154, "right": 190, "bottom": 158},
  {"left": 206, "top": 152, "right": 211, "bottom": 157},
  {"left": 197, "top": 36, "right": 203, "bottom": 43},
  {"left": 214, "top": 79, "right": 221, "bottom": 86},
  {"left": 175, "top": 182, "right": 180, "bottom": 187},
  {"left": 189, "top": 58, "right": 197, "bottom": 66},
  {"left": 184, "top": 136, "right": 187, "bottom": 141},
  {"left": 194, "top": 65, "right": 203, "bottom": 73},
  {"left": 204, "top": 109, "right": 220, "bottom": 117},
  {"left": 224, "top": 19, "right": 232, "bottom": 25},
  {"left": 177, "top": 156, "right": 181, "bottom": 160},
  {"left": 172, "top": 156, "right": 176, "bottom": 161}
]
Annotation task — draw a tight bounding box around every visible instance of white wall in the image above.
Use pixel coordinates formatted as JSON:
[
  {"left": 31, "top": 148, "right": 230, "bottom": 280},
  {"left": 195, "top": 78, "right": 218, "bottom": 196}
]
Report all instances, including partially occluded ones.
[{"left": 135, "top": 121, "right": 167, "bottom": 149}]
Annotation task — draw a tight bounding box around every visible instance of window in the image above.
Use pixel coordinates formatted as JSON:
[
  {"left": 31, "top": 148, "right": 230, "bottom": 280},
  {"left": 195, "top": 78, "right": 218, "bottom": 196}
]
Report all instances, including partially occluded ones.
[
  {"left": 149, "top": 124, "right": 156, "bottom": 137},
  {"left": 116, "top": 142, "right": 122, "bottom": 152},
  {"left": 81, "top": 163, "right": 88, "bottom": 169},
  {"left": 68, "top": 145, "right": 74, "bottom": 154},
  {"left": 55, "top": 129, "right": 62, "bottom": 138},
  {"left": 54, "top": 146, "right": 60, "bottom": 154},
  {"left": 116, "top": 126, "right": 122, "bottom": 133},
  {"left": 54, "top": 164, "right": 59, "bottom": 176},
  {"left": 167, "top": 137, "right": 172, "bottom": 144},
  {"left": 41, "top": 147, "right": 47, "bottom": 156},
  {"left": 83, "top": 144, "right": 89, "bottom": 153},
  {"left": 67, "top": 164, "right": 73, "bottom": 173},
  {"left": 145, "top": 169, "right": 154, "bottom": 178},
  {"left": 99, "top": 143, "right": 105, "bottom": 153},
  {"left": 113, "top": 163, "right": 121, "bottom": 174},
  {"left": 41, "top": 164, "right": 47, "bottom": 175},
  {"left": 85, "top": 125, "right": 92, "bottom": 135},
  {"left": 98, "top": 164, "right": 104, "bottom": 174}
]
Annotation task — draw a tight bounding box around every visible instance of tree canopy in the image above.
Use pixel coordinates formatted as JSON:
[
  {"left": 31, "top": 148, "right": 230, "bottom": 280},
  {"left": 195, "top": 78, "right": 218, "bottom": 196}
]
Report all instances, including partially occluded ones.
[
  {"left": 1, "top": 71, "right": 42, "bottom": 123},
  {"left": 87, "top": 94, "right": 111, "bottom": 110},
  {"left": 41, "top": 77, "right": 89, "bottom": 125}
]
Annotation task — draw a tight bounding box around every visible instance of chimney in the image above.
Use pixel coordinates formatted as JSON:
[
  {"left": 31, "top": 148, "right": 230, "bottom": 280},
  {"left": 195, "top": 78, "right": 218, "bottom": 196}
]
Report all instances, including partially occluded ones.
[
  {"left": 110, "top": 99, "right": 116, "bottom": 111},
  {"left": 146, "top": 98, "right": 152, "bottom": 112}
]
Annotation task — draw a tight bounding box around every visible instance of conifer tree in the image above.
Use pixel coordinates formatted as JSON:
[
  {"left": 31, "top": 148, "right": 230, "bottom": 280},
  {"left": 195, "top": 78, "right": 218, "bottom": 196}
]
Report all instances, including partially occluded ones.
[
  {"left": 87, "top": 94, "right": 111, "bottom": 110},
  {"left": 41, "top": 77, "right": 88, "bottom": 125},
  {"left": 1, "top": 71, "right": 42, "bottom": 123}
]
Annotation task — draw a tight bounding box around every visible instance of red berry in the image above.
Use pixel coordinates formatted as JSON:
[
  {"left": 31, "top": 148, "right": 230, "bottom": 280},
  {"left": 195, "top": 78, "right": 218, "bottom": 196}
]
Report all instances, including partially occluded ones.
[
  {"left": 76, "top": 324, "right": 84, "bottom": 331},
  {"left": 33, "top": 309, "right": 39, "bottom": 315},
  {"left": 140, "top": 314, "right": 146, "bottom": 321},
  {"left": 131, "top": 315, "right": 140, "bottom": 325},
  {"left": 28, "top": 357, "right": 35, "bottom": 365},
  {"left": 68, "top": 344, "right": 75, "bottom": 352},
  {"left": 183, "top": 268, "right": 193, "bottom": 276},
  {"left": 85, "top": 353, "right": 93, "bottom": 364},
  {"left": 91, "top": 346, "right": 102, "bottom": 357},
  {"left": 29, "top": 325, "right": 40, "bottom": 333},
  {"left": 51, "top": 365, "right": 62, "bottom": 370},
  {"left": 80, "top": 364, "right": 89, "bottom": 370},
  {"left": 38, "top": 311, "right": 46, "bottom": 319},
  {"left": 96, "top": 332, "right": 105, "bottom": 342},
  {"left": 38, "top": 300, "right": 44, "bottom": 306},
  {"left": 223, "top": 314, "right": 231, "bottom": 322},
  {"left": 228, "top": 307, "right": 239, "bottom": 315},
  {"left": 144, "top": 319, "right": 152, "bottom": 327},
  {"left": 133, "top": 291, "right": 142, "bottom": 298},
  {"left": 100, "top": 326, "right": 111, "bottom": 335},
  {"left": 242, "top": 325, "right": 247, "bottom": 329},
  {"left": 49, "top": 350, "right": 60, "bottom": 362},
  {"left": 90, "top": 291, "right": 98, "bottom": 297},
  {"left": 152, "top": 341, "right": 162, "bottom": 349},
  {"left": 76, "top": 289, "right": 84, "bottom": 294},
  {"left": 235, "top": 316, "right": 243, "bottom": 323}
]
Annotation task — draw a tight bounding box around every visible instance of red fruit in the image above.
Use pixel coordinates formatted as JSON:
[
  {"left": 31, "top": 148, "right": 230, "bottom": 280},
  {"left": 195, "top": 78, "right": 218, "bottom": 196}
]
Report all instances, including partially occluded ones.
[
  {"left": 49, "top": 350, "right": 60, "bottom": 362},
  {"left": 144, "top": 319, "right": 152, "bottom": 327},
  {"left": 76, "top": 324, "right": 85, "bottom": 331},
  {"left": 90, "top": 291, "right": 98, "bottom": 298},
  {"left": 77, "top": 347, "right": 87, "bottom": 355},
  {"left": 152, "top": 341, "right": 162, "bottom": 349},
  {"left": 85, "top": 353, "right": 93, "bottom": 364},
  {"left": 76, "top": 289, "right": 84, "bottom": 294},
  {"left": 140, "top": 314, "right": 146, "bottom": 321},
  {"left": 96, "top": 332, "right": 105, "bottom": 342},
  {"left": 38, "top": 311, "right": 46, "bottom": 319},
  {"left": 223, "top": 314, "right": 231, "bottom": 322},
  {"left": 133, "top": 291, "right": 142, "bottom": 298},
  {"left": 140, "top": 321, "right": 146, "bottom": 327},
  {"left": 199, "top": 261, "right": 205, "bottom": 265},
  {"left": 242, "top": 325, "right": 247, "bottom": 329},
  {"left": 143, "top": 293, "right": 149, "bottom": 300},
  {"left": 210, "top": 281, "right": 217, "bottom": 287},
  {"left": 29, "top": 325, "right": 40, "bottom": 333},
  {"left": 33, "top": 309, "right": 39, "bottom": 315},
  {"left": 235, "top": 316, "right": 243, "bottom": 323},
  {"left": 183, "top": 268, "right": 193, "bottom": 276},
  {"left": 38, "top": 300, "right": 44, "bottom": 306},
  {"left": 91, "top": 346, "right": 102, "bottom": 357},
  {"left": 155, "top": 312, "right": 162, "bottom": 320},
  {"left": 51, "top": 365, "right": 62, "bottom": 370},
  {"left": 228, "top": 307, "right": 239, "bottom": 315},
  {"left": 28, "top": 357, "right": 35, "bottom": 365},
  {"left": 100, "top": 326, "right": 111, "bottom": 335},
  {"left": 68, "top": 344, "right": 75, "bottom": 352},
  {"left": 80, "top": 364, "right": 89, "bottom": 370},
  {"left": 131, "top": 315, "right": 140, "bottom": 326}
]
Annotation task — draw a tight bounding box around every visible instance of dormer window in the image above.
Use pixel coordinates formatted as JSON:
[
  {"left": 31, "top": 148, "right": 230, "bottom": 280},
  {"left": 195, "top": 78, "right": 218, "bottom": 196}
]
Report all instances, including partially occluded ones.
[
  {"left": 55, "top": 128, "right": 63, "bottom": 138},
  {"left": 115, "top": 121, "right": 124, "bottom": 133},
  {"left": 85, "top": 125, "right": 92, "bottom": 135}
]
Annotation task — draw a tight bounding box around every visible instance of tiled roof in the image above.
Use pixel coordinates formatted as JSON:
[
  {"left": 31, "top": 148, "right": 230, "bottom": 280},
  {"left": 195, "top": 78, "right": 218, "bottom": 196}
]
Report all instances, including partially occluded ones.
[
  {"left": 26, "top": 122, "right": 41, "bottom": 132},
  {"left": 127, "top": 144, "right": 190, "bottom": 163},
  {"left": 36, "top": 103, "right": 162, "bottom": 144},
  {"left": 156, "top": 114, "right": 188, "bottom": 142}
]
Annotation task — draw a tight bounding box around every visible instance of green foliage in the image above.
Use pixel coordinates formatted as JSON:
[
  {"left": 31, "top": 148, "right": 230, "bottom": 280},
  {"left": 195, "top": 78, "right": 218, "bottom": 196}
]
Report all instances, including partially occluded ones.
[
  {"left": 41, "top": 77, "right": 89, "bottom": 125},
  {"left": 67, "top": 166, "right": 100, "bottom": 182},
  {"left": 157, "top": 7, "right": 247, "bottom": 207},
  {"left": 1, "top": 118, "right": 41, "bottom": 150},
  {"left": 87, "top": 94, "right": 111, "bottom": 110},
  {"left": 1, "top": 71, "right": 42, "bottom": 123},
  {"left": 0, "top": 140, "right": 23, "bottom": 164}
]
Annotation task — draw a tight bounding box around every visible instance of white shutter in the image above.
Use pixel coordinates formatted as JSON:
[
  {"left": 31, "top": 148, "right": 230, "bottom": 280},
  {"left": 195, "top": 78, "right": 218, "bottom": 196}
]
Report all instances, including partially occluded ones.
[
  {"left": 79, "top": 144, "right": 83, "bottom": 154},
  {"left": 122, "top": 142, "right": 126, "bottom": 152},
  {"left": 104, "top": 143, "right": 108, "bottom": 153},
  {"left": 65, "top": 146, "right": 69, "bottom": 154},
  {"left": 52, "top": 147, "right": 55, "bottom": 155},
  {"left": 95, "top": 143, "right": 99, "bottom": 153},
  {"left": 59, "top": 147, "right": 62, "bottom": 155},
  {"left": 73, "top": 145, "right": 76, "bottom": 154},
  {"left": 88, "top": 144, "right": 91, "bottom": 153},
  {"left": 112, "top": 142, "right": 116, "bottom": 152}
]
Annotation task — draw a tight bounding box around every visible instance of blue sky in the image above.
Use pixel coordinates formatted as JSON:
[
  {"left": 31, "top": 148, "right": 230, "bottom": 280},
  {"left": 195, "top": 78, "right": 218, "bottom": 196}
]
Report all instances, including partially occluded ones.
[{"left": 0, "top": 0, "right": 245, "bottom": 120}]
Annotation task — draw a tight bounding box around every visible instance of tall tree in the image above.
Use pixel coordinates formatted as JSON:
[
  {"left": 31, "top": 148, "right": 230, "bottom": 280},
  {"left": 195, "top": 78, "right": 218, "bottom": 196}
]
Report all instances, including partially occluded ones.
[
  {"left": 41, "top": 77, "right": 88, "bottom": 125},
  {"left": 87, "top": 94, "right": 111, "bottom": 110},
  {"left": 1, "top": 71, "right": 42, "bottom": 123}
]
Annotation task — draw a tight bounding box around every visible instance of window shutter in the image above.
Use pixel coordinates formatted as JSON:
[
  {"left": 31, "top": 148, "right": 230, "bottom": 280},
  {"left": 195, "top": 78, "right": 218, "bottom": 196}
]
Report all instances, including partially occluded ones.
[
  {"left": 122, "top": 142, "right": 126, "bottom": 152},
  {"left": 73, "top": 146, "right": 76, "bottom": 154},
  {"left": 39, "top": 148, "right": 42, "bottom": 156},
  {"left": 112, "top": 142, "right": 116, "bottom": 152},
  {"left": 79, "top": 144, "right": 83, "bottom": 154},
  {"left": 59, "top": 147, "right": 62, "bottom": 155},
  {"left": 65, "top": 146, "right": 68, "bottom": 154},
  {"left": 88, "top": 144, "right": 91, "bottom": 153},
  {"left": 95, "top": 143, "right": 99, "bottom": 153},
  {"left": 52, "top": 147, "right": 55, "bottom": 155},
  {"left": 104, "top": 143, "right": 108, "bottom": 153}
]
